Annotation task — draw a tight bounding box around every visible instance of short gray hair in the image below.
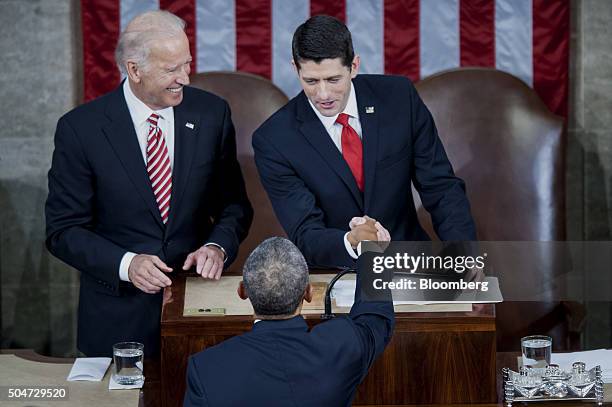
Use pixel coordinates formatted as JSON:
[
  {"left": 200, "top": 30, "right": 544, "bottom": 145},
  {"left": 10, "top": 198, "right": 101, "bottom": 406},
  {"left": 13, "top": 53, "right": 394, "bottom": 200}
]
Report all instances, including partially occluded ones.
[
  {"left": 115, "top": 10, "right": 186, "bottom": 76},
  {"left": 243, "top": 237, "right": 309, "bottom": 316}
]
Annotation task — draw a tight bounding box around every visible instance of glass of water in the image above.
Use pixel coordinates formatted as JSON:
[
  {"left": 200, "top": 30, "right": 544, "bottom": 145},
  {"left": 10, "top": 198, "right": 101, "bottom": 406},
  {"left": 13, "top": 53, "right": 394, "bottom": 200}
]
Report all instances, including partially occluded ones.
[
  {"left": 521, "top": 335, "right": 552, "bottom": 370},
  {"left": 112, "top": 342, "right": 144, "bottom": 385}
]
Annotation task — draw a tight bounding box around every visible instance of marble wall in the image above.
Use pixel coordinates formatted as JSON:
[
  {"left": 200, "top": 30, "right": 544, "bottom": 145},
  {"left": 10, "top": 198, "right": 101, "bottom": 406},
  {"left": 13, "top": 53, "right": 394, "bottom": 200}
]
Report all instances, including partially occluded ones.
[
  {"left": 0, "top": 0, "right": 80, "bottom": 356},
  {"left": 568, "top": 0, "right": 612, "bottom": 347},
  {"left": 0, "top": 0, "right": 610, "bottom": 356}
]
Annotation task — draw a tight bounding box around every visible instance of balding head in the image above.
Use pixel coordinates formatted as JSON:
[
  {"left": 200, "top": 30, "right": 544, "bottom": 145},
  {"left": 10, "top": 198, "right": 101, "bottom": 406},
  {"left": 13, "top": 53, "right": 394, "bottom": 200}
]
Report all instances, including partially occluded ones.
[
  {"left": 115, "top": 10, "right": 186, "bottom": 76},
  {"left": 241, "top": 237, "right": 311, "bottom": 318}
]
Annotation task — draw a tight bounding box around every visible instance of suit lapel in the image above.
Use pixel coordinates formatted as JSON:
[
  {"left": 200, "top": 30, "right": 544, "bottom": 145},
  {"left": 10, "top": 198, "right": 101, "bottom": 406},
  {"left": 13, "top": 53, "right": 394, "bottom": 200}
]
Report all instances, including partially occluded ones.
[
  {"left": 296, "top": 93, "right": 364, "bottom": 209},
  {"left": 165, "top": 102, "right": 199, "bottom": 233},
  {"left": 354, "top": 78, "right": 380, "bottom": 213},
  {"left": 101, "top": 86, "right": 164, "bottom": 229}
]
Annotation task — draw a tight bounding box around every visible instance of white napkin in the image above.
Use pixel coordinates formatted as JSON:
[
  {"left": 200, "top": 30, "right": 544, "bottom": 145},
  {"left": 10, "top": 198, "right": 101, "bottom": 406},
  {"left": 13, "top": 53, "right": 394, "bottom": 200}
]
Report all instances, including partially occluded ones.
[{"left": 67, "top": 357, "right": 111, "bottom": 381}]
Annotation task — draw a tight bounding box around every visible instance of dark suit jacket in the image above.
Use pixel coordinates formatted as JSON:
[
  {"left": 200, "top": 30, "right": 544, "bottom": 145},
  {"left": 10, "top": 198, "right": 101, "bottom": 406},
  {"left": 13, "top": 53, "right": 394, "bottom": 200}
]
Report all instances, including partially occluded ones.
[
  {"left": 183, "top": 274, "right": 394, "bottom": 407},
  {"left": 45, "top": 84, "right": 253, "bottom": 356},
  {"left": 253, "top": 74, "right": 476, "bottom": 268}
]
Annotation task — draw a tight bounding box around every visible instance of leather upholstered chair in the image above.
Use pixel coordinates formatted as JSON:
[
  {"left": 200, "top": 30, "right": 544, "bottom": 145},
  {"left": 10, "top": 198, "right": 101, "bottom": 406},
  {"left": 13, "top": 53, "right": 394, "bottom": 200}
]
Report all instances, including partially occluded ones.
[
  {"left": 414, "top": 68, "right": 582, "bottom": 351},
  {"left": 189, "top": 71, "right": 289, "bottom": 273}
]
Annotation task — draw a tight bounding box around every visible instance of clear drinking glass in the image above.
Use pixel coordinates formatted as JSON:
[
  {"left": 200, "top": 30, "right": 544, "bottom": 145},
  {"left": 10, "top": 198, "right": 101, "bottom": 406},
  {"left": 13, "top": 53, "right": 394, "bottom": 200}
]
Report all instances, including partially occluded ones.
[
  {"left": 521, "top": 335, "right": 552, "bottom": 370},
  {"left": 112, "top": 342, "right": 144, "bottom": 385}
]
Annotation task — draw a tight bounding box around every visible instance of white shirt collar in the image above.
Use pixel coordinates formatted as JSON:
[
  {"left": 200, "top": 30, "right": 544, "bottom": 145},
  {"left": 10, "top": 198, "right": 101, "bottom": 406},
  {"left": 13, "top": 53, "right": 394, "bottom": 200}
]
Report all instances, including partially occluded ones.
[
  {"left": 123, "top": 80, "right": 173, "bottom": 125},
  {"left": 308, "top": 81, "right": 359, "bottom": 131}
]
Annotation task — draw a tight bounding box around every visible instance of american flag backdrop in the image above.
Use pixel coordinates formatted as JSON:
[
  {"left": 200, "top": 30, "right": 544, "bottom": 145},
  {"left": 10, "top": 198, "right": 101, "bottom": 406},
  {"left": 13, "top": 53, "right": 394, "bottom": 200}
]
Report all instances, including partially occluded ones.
[{"left": 81, "top": 0, "right": 569, "bottom": 117}]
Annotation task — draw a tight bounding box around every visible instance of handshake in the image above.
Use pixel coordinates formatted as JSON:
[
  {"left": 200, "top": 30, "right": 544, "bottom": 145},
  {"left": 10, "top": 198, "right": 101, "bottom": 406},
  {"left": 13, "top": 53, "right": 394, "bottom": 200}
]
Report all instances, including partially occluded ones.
[{"left": 346, "top": 215, "right": 391, "bottom": 249}]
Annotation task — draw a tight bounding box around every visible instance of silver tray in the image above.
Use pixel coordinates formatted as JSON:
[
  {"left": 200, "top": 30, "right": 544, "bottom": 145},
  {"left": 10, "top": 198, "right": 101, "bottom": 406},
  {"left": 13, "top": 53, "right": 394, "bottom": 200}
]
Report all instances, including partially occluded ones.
[{"left": 503, "top": 363, "right": 604, "bottom": 405}]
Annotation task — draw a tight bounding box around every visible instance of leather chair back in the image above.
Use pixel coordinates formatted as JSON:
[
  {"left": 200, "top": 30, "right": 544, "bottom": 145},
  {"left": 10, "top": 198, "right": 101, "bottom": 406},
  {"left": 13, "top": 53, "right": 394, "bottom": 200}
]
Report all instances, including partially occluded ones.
[
  {"left": 190, "top": 71, "right": 289, "bottom": 272},
  {"left": 414, "top": 68, "right": 567, "bottom": 350}
]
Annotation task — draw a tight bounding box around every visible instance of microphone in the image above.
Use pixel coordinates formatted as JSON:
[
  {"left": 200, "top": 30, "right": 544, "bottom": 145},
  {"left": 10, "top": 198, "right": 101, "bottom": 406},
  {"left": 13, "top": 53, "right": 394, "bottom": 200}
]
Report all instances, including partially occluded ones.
[{"left": 321, "top": 267, "right": 356, "bottom": 320}]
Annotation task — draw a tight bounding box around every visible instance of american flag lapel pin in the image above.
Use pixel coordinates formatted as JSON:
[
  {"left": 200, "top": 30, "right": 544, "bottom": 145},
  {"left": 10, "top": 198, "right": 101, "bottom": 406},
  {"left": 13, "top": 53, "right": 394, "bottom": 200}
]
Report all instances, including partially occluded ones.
[
  {"left": 185, "top": 122, "right": 194, "bottom": 129},
  {"left": 365, "top": 106, "right": 375, "bottom": 114}
]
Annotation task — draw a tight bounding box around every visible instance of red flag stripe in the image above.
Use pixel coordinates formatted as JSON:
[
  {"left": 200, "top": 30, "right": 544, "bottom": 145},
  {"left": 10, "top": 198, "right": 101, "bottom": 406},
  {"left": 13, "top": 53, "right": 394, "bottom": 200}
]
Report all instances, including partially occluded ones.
[
  {"left": 460, "top": 0, "right": 495, "bottom": 67},
  {"left": 160, "top": 0, "right": 197, "bottom": 73},
  {"left": 383, "top": 0, "right": 420, "bottom": 82},
  {"left": 81, "top": 0, "right": 120, "bottom": 101},
  {"left": 236, "top": 0, "right": 272, "bottom": 79},
  {"left": 532, "top": 0, "right": 569, "bottom": 118},
  {"left": 310, "top": 0, "right": 346, "bottom": 22}
]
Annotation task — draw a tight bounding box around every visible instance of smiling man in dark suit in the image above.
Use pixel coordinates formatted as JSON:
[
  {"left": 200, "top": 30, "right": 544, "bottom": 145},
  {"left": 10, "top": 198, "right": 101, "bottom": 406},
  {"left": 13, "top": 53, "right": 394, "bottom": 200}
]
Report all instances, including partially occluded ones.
[
  {"left": 45, "top": 10, "right": 252, "bottom": 356},
  {"left": 253, "top": 15, "right": 476, "bottom": 269},
  {"left": 184, "top": 237, "right": 394, "bottom": 407}
]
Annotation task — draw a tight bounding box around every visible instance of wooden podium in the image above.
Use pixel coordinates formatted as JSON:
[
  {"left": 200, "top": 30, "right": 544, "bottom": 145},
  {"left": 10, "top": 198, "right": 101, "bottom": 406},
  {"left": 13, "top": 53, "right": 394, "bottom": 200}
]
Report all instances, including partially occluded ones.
[{"left": 160, "top": 273, "right": 496, "bottom": 407}]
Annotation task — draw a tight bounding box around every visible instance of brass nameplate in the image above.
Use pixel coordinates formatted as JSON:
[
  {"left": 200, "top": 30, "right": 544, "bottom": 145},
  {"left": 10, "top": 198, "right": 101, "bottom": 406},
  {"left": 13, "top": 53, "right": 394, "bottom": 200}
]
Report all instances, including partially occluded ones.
[{"left": 184, "top": 307, "right": 226, "bottom": 316}]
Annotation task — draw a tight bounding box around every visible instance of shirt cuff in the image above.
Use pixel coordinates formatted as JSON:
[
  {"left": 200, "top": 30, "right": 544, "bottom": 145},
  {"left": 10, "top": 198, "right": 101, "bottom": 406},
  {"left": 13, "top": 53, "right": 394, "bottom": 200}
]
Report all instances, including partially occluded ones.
[
  {"left": 204, "top": 242, "right": 228, "bottom": 263},
  {"left": 344, "top": 232, "right": 359, "bottom": 259},
  {"left": 119, "top": 252, "right": 137, "bottom": 282}
]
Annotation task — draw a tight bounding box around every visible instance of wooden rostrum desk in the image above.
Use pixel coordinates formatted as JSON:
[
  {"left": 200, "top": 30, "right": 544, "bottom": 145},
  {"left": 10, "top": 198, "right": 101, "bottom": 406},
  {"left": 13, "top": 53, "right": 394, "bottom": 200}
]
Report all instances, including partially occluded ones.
[{"left": 160, "top": 272, "right": 496, "bottom": 407}]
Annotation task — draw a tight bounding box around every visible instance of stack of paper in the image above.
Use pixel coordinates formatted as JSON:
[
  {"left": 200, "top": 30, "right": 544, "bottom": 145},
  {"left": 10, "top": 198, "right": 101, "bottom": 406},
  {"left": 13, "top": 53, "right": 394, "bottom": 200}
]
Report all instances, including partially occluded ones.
[{"left": 552, "top": 349, "right": 612, "bottom": 383}]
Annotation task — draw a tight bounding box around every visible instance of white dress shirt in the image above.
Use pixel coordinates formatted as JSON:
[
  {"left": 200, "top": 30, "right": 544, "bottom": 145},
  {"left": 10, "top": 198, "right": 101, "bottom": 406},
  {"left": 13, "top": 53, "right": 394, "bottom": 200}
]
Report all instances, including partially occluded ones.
[
  {"left": 307, "top": 82, "right": 362, "bottom": 259},
  {"left": 123, "top": 79, "right": 175, "bottom": 168}
]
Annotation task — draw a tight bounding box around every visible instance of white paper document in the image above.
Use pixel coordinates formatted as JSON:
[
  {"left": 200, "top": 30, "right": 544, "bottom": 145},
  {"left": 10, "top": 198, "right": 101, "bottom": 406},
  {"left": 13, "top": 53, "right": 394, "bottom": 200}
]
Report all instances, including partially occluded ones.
[
  {"left": 66, "top": 357, "right": 111, "bottom": 381},
  {"left": 552, "top": 349, "right": 612, "bottom": 383}
]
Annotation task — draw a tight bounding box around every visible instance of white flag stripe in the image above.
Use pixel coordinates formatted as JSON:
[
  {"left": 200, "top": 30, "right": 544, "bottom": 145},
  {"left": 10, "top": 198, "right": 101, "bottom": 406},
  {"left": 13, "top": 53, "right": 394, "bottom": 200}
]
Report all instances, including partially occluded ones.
[
  {"left": 196, "top": 0, "right": 236, "bottom": 72},
  {"left": 272, "top": 0, "right": 308, "bottom": 97},
  {"left": 120, "top": 0, "right": 158, "bottom": 31},
  {"left": 347, "top": 0, "right": 384, "bottom": 75},
  {"left": 420, "top": 0, "right": 460, "bottom": 79},
  {"left": 495, "top": 0, "right": 533, "bottom": 87}
]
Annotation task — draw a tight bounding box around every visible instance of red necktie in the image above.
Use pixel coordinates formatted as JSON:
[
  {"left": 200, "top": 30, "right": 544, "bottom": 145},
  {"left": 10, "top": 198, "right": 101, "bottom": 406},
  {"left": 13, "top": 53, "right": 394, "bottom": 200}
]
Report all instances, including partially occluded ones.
[
  {"left": 146, "top": 113, "right": 172, "bottom": 224},
  {"left": 336, "top": 113, "right": 364, "bottom": 191}
]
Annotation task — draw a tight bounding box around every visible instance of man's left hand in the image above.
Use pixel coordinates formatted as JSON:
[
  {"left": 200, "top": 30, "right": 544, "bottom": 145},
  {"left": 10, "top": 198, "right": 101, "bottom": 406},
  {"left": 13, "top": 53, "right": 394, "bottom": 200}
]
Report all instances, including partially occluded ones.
[{"left": 182, "top": 245, "right": 225, "bottom": 280}]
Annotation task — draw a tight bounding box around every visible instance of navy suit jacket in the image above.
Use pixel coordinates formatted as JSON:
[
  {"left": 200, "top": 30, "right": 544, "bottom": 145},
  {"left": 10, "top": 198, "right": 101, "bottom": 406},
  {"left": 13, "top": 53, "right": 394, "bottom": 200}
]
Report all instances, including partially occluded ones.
[
  {"left": 45, "top": 84, "right": 253, "bottom": 356},
  {"left": 253, "top": 75, "right": 476, "bottom": 268},
  {"left": 183, "top": 275, "right": 394, "bottom": 407}
]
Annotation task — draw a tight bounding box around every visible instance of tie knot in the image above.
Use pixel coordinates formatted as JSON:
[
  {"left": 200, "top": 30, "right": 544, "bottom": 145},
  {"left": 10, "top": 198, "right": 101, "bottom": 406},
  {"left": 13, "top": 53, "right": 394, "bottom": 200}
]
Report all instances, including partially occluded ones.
[
  {"left": 147, "top": 113, "right": 160, "bottom": 126},
  {"left": 336, "top": 113, "right": 350, "bottom": 127}
]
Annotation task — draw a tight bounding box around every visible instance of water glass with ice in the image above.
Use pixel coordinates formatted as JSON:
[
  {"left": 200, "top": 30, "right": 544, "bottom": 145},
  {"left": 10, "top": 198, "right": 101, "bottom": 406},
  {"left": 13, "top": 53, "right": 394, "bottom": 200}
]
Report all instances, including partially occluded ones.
[
  {"left": 112, "top": 342, "right": 144, "bottom": 385},
  {"left": 521, "top": 335, "right": 552, "bottom": 370}
]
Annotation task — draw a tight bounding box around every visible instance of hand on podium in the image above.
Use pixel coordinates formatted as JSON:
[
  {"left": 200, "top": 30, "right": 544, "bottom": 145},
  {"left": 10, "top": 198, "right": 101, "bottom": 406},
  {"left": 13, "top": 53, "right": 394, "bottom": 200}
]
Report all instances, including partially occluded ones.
[{"left": 183, "top": 245, "right": 225, "bottom": 280}]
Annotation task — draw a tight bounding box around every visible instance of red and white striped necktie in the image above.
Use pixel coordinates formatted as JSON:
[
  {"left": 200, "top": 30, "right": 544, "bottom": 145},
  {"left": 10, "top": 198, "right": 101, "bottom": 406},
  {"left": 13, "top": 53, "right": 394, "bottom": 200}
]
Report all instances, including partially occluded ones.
[{"left": 146, "top": 113, "right": 172, "bottom": 224}]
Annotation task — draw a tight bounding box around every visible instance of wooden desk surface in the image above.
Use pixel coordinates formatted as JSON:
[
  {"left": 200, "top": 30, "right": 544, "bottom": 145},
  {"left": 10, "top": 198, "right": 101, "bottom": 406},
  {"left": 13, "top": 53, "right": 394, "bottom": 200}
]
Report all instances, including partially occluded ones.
[
  {"left": 162, "top": 272, "right": 495, "bottom": 324},
  {"left": 0, "top": 349, "right": 159, "bottom": 407}
]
